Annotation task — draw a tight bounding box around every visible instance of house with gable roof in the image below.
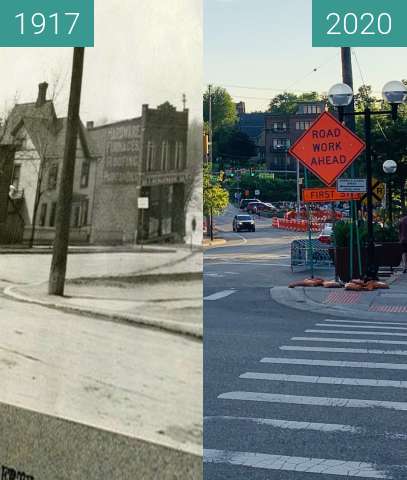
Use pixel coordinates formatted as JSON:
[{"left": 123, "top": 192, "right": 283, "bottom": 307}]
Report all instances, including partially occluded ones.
[{"left": 0, "top": 82, "right": 97, "bottom": 244}]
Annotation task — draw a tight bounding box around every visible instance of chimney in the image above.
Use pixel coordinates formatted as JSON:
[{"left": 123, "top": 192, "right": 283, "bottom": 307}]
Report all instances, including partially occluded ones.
[
  {"left": 36, "top": 82, "right": 48, "bottom": 107},
  {"left": 86, "top": 121, "right": 94, "bottom": 129}
]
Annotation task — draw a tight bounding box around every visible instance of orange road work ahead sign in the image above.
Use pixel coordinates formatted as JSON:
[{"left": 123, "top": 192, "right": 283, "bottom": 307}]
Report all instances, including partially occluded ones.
[
  {"left": 303, "top": 187, "right": 362, "bottom": 203},
  {"left": 289, "top": 111, "right": 366, "bottom": 186}
]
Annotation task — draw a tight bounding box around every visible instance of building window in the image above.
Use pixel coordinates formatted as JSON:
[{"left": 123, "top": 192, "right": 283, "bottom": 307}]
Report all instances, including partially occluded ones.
[
  {"left": 48, "top": 163, "right": 58, "bottom": 190},
  {"left": 81, "top": 200, "right": 89, "bottom": 226},
  {"left": 12, "top": 164, "right": 21, "bottom": 189},
  {"left": 296, "top": 121, "right": 312, "bottom": 130},
  {"left": 39, "top": 203, "right": 47, "bottom": 227},
  {"left": 175, "top": 141, "right": 184, "bottom": 169},
  {"left": 161, "top": 141, "right": 169, "bottom": 171},
  {"left": 80, "top": 160, "right": 90, "bottom": 188},
  {"left": 49, "top": 202, "right": 57, "bottom": 227},
  {"left": 71, "top": 205, "right": 80, "bottom": 228},
  {"left": 272, "top": 138, "right": 290, "bottom": 150},
  {"left": 272, "top": 122, "right": 287, "bottom": 131},
  {"left": 146, "top": 141, "right": 155, "bottom": 171}
]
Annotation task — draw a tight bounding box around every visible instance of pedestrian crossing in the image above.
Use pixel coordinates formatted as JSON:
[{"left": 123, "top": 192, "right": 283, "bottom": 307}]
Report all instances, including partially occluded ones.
[{"left": 204, "top": 317, "right": 407, "bottom": 478}]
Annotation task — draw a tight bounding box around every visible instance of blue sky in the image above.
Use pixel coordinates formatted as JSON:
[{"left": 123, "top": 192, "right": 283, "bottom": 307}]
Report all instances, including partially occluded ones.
[{"left": 204, "top": 0, "right": 407, "bottom": 112}]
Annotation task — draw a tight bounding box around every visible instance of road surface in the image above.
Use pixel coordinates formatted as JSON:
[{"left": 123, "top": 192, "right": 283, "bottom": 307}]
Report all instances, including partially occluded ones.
[{"left": 204, "top": 206, "right": 407, "bottom": 479}]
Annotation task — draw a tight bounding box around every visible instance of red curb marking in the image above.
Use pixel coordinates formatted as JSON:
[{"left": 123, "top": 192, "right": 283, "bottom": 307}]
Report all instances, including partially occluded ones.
[
  {"left": 370, "top": 305, "right": 407, "bottom": 313},
  {"left": 325, "top": 291, "right": 362, "bottom": 305}
]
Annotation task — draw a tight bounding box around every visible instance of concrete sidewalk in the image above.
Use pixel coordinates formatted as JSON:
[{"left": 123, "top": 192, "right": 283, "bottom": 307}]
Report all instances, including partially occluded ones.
[
  {"left": 3, "top": 249, "right": 203, "bottom": 338},
  {"left": 271, "top": 272, "right": 407, "bottom": 321}
]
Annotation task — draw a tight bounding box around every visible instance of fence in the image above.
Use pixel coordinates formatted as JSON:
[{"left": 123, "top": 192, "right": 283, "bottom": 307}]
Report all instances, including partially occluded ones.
[{"left": 291, "top": 239, "right": 334, "bottom": 272}]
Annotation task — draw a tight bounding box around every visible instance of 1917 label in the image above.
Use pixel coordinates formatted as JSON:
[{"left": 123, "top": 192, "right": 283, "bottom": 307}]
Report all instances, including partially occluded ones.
[{"left": 1, "top": 465, "right": 34, "bottom": 480}]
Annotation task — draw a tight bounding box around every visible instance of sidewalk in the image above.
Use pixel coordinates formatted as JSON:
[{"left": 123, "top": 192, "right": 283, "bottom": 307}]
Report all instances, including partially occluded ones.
[
  {"left": 271, "top": 271, "right": 407, "bottom": 321},
  {"left": 4, "top": 249, "right": 203, "bottom": 338}
]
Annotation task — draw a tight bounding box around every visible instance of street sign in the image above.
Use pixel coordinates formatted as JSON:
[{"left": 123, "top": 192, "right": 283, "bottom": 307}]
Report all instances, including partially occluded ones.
[
  {"left": 303, "top": 187, "right": 362, "bottom": 203},
  {"left": 360, "top": 179, "right": 385, "bottom": 206},
  {"left": 255, "top": 189, "right": 260, "bottom": 196},
  {"left": 138, "top": 197, "right": 149, "bottom": 209},
  {"left": 337, "top": 178, "right": 367, "bottom": 193},
  {"left": 289, "top": 111, "right": 366, "bottom": 186}
]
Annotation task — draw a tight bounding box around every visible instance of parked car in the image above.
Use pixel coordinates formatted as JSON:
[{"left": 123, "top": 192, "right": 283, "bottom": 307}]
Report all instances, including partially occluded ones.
[
  {"left": 239, "top": 198, "right": 261, "bottom": 210},
  {"left": 318, "top": 223, "right": 333, "bottom": 244},
  {"left": 248, "top": 202, "right": 278, "bottom": 214},
  {"left": 233, "top": 214, "right": 256, "bottom": 232}
]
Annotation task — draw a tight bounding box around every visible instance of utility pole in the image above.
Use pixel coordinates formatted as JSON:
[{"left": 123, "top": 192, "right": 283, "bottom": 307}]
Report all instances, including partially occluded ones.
[
  {"left": 48, "top": 47, "right": 85, "bottom": 296},
  {"left": 341, "top": 48, "right": 356, "bottom": 132},
  {"left": 208, "top": 84, "right": 213, "bottom": 165}
]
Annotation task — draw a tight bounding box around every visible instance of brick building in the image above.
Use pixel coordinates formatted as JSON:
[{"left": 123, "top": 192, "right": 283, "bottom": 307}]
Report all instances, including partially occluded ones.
[
  {"left": 265, "top": 101, "right": 325, "bottom": 172},
  {"left": 0, "top": 83, "right": 189, "bottom": 245},
  {"left": 88, "top": 102, "right": 188, "bottom": 244}
]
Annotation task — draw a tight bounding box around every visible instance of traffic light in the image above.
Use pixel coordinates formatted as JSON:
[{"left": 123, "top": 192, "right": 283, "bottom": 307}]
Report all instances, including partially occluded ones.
[
  {"left": 219, "top": 170, "right": 225, "bottom": 183},
  {"left": 250, "top": 168, "right": 255, "bottom": 177}
]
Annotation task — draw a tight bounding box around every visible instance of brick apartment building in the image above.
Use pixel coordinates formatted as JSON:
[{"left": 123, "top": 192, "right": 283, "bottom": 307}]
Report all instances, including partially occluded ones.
[
  {"left": 0, "top": 83, "right": 189, "bottom": 245},
  {"left": 265, "top": 101, "right": 326, "bottom": 172}
]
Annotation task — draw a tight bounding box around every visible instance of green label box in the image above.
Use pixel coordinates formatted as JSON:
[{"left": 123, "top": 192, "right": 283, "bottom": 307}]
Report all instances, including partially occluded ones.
[
  {"left": 313, "top": 0, "right": 407, "bottom": 47},
  {"left": 0, "top": 0, "right": 94, "bottom": 47}
]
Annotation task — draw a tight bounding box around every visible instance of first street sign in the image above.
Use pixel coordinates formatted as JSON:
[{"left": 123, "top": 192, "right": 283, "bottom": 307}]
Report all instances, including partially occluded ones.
[
  {"left": 303, "top": 187, "right": 361, "bottom": 203},
  {"left": 289, "top": 111, "right": 366, "bottom": 186}
]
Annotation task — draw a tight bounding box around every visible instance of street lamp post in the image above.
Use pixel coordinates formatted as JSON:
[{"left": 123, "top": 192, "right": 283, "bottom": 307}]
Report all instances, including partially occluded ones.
[
  {"left": 383, "top": 159, "right": 398, "bottom": 225},
  {"left": 328, "top": 81, "right": 407, "bottom": 280}
]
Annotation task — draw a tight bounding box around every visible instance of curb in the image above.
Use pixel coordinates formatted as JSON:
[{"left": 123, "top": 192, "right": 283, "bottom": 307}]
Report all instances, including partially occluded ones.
[
  {"left": 0, "top": 246, "right": 178, "bottom": 255},
  {"left": 4, "top": 285, "right": 202, "bottom": 340},
  {"left": 270, "top": 286, "right": 407, "bottom": 321}
]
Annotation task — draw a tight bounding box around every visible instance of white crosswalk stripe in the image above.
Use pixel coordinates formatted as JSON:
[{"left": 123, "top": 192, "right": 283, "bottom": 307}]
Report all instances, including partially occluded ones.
[
  {"left": 292, "top": 336, "right": 407, "bottom": 346},
  {"left": 317, "top": 323, "right": 407, "bottom": 331},
  {"left": 307, "top": 329, "right": 407, "bottom": 337},
  {"left": 261, "top": 357, "right": 407, "bottom": 370},
  {"left": 204, "top": 415, "right": 361, "bottom": 433},
  {"left": 280, "top": 345, "right": 407, "bottom": 355},
  {"left": 240, "top": 371, "right": 407, "bottom": 388},
  {"left": 218, "top": 391, "right": 407, "bottom": 411},
  {"left": 324, "top": 319, "right": 407, "bottom": 326},
  {"left": 204, "top": 449, "right": 387, "bottom": 478},
  {"left": 205, "top": 318, "right": 407, "bottom": 478}
]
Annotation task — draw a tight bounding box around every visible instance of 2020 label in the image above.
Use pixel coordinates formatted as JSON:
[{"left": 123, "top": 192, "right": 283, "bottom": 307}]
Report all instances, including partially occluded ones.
[{"left": 313, "top": 0, "right": 407, "bottom": 47}]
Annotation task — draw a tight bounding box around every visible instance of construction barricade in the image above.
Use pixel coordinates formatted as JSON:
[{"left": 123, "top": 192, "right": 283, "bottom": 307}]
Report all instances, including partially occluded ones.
[{"left": 291, "top": 239, "right": 334, "bottom": 272}]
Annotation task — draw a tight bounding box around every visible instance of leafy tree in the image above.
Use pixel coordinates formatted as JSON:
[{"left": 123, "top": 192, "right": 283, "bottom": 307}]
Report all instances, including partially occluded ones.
[
  {"left": 203, "top": 86, "right": 237, "bottom": 133},
  {"left": 215, "top": 127, "right": 257, "bottom": 168},
  {"left": 268, "top": 91, "right": 321, "bottom": 114},
  {"left": 203, "top": 163, "right": 229, "bottom": 217}
]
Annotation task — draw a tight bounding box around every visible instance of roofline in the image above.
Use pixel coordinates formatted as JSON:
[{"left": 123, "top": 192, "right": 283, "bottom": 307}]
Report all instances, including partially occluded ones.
[{"left": 89, "top": 117, "right": 142, "bottom": 131}]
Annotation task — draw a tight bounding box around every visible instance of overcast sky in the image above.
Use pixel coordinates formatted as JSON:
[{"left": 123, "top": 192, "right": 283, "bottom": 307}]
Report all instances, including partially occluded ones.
[
  {"left": 0, "top": 0, "right": 202, "bottom": 124},
  {"left": 205, "top": 0, "right": 407, "bottom": 112}
]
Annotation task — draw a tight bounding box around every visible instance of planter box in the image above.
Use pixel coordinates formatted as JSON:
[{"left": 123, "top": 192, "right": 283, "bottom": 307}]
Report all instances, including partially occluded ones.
[{"left": 335, "top": 242, "right": 402, "bottom": 282}]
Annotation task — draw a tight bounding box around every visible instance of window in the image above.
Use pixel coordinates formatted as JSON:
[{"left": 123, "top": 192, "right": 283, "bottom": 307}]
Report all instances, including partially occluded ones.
[
  {"left": 80, "top": 160, "right": 90, "bottom": 188},
  {"left": 175, "top": 141, "right": 184, "bottom": 169},
  {"left": 146, "top": 141, "right": 155, "bottom": 171},
  {"left": 81, "top": 200, "right": 89, "bottom": 226},
  {"left": 272, "top": 122, "right": 287, "bottom": 131},
  {"left": 272, "top": 138, "right": 290, "bottom": 150},
  {"left": 39, "top": 203, "right": 47, "bottom": 227},
  {"left": 296, "top": 121, "right": 312, "bottom": 131},
  {"left": 49, "top": 202, "right": 57, "bottom": 227},
  {"left": 48, "top": 164, "right": 58, "bottom": 190},
  {"left": 12, "top": 164, "right": 21, "bottom": 189},
  {"left": 71, "top": 205, "right": 80, "bottom": 228},
  {"left": 161, "top": 141, "right": 169, "bottom": 171}
]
